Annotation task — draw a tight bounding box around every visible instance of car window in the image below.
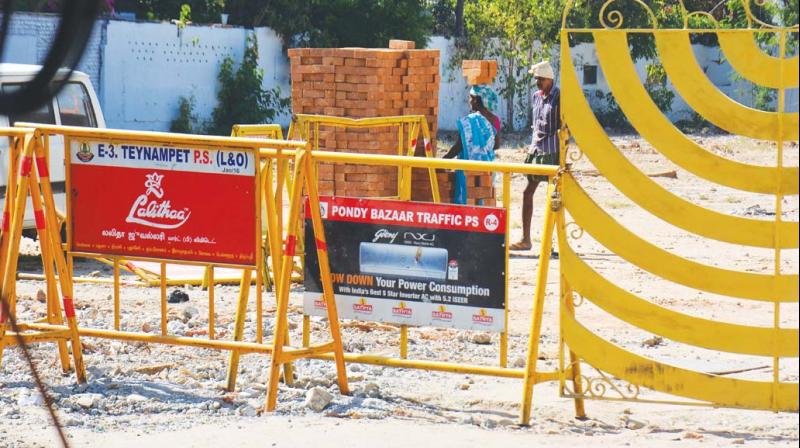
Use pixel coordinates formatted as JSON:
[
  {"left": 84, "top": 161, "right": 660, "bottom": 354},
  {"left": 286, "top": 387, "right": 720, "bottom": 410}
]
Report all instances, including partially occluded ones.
[
  {"left": 56, "top": 82, "right": 97, "bottom": 127},
  {"left": 1, "top": 83, "right": 57, "bottom": 125}
]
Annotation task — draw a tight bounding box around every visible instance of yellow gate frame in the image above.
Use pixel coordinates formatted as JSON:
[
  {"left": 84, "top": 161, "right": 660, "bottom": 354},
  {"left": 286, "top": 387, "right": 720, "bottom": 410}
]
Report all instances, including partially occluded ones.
[
  {"left": 8, "top": 123, "right": 350, "bottom": 412},
  {"left": 557, "top": 0, "right": 798, "bottom": 412}
]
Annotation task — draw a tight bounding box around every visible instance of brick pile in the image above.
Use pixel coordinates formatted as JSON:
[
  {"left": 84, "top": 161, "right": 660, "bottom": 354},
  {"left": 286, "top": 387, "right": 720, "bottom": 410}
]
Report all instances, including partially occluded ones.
[{"left": 288, "top": 40, "right": 439, "bottom": 199}]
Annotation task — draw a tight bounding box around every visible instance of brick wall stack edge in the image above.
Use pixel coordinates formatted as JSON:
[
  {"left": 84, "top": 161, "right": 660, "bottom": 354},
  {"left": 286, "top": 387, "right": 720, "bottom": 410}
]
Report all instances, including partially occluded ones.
[{"left": 289, "top": 40, "right": 496, "bottom": 206}]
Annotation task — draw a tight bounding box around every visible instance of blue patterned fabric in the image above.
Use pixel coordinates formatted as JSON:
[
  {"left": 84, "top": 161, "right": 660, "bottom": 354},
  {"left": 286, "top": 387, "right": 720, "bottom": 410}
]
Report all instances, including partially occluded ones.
[{"left": 454, "top": 112, "right": 496, "bottom": 204}]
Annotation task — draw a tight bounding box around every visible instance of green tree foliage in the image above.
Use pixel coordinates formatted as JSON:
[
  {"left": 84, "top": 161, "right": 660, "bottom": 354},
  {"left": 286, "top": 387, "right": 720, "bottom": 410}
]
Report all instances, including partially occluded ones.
[
  {"left": 223, "top": 0, "right": 433, "bottom": 48},
  {"left": 113, "top": 0, "right": 224, "bottom": 23},
  {"left": 207, "top": 35, "right": 289, "bottom": 135},
  {"left": 169, "top": 35, "right": 289, "bottom": 136},
  {"left": 429, "top": 0, "right": 457, "bottom": 37},
  {"left": 169, "top": 96, "right": 201, "bottom": 134},
  {"left": 11, "top": 0, "right": 115, "bottom": 13},
  {"left": 113, "top": 1, "right": 433, "bottom": 48}
]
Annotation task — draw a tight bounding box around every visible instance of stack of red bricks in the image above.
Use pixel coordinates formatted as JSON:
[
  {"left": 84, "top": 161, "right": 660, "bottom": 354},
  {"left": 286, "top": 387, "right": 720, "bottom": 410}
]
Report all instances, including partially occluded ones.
[{"left": 288, "top": 40, "right": 439, "bottom": 199}]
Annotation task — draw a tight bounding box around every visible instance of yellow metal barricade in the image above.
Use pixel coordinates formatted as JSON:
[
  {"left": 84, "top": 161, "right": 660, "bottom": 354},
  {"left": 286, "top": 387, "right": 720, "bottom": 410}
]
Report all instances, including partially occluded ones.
[
  {"left": 288, "top": 148, "right": 581, "bottom": 424},
  {"left": 6, "top": 123, "right": 350, "bottom": 412},
  {"left": 4, "top": 122, "right": 578, "bottom": 422},
  {"left": 0, "top": 127, "right": 87, "bottom": 383},
  {"left": 230, "top": 123, "right": 302, "bottom": 289},
  {"left": 556, "top": 0, "right": 798, "bottom": 413},
  {"left": 289, "top": 114, "right": 448, "bottom": 364}
]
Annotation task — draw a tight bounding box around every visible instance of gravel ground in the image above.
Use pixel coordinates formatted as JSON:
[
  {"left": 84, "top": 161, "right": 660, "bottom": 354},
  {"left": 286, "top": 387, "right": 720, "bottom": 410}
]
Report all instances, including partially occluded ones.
[{"left": 1, "top": 134, "right": 798, "bottom": 447}]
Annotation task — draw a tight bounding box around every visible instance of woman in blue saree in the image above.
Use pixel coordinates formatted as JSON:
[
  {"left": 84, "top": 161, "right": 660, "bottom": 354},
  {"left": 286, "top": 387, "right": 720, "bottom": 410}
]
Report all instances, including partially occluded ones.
[{"left": 443, "top": 85, "right": 501, "bottom": 204}]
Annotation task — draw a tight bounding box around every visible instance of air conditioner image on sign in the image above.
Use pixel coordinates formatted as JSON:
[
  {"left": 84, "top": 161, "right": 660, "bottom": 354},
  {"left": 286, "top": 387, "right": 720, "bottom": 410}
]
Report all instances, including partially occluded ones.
[{"left": 359, "top": 242, "right": 448, "bottom": 280}]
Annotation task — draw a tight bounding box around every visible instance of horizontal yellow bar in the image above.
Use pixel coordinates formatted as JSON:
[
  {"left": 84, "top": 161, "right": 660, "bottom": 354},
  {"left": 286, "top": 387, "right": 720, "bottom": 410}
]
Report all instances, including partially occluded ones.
[
  {"left": 560, "top": 391, "right": 717, "bottom": 408},
  {"left": 279, "top": 341, "right": 338, "bottom": 363},
  {"left": 313, "top": 352, "right": 526, "bottom": 378},
  {"left": 232, "top": 124, "right": 284, "bottom": 140},
  {"left": 14, "top": 123, "right": 305, "bottom": 150},
  {"left": 68, "top": 251, "right": 255, "bottom": 270},
  {"left": 257, "top": 149, "right": 558, "bottom": 176},
  {"left": 17, "top": 273, "right": 147, "bottom": 286},
  {"left": 0, "top": 127, "right": 35, "bottom": 136},
  {"left": 26, "top": 323, "right": 560, "bottom": 381},
  {"left": 534, "top": 370, "right": 563, "bottom": 384},
  {"left": 296, "top": 114, "right": 425, "bottom": 127},
  {"left": 26, "top": 323, "right": 274, "bottom": 354},
  {"left": 3, "top": 330, "right": 72, "bottom": 344},
  {"left": 563, "top": 28, "right": 800, "bottom": 33}
]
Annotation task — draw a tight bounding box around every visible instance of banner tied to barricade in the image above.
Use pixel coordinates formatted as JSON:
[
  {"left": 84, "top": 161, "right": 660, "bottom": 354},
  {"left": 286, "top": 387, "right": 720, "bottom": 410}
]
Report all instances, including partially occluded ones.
[
  {"left": 303, "top": 196, "right": 507, "bottom": 332},
  {"left": 69, "top": 140, "right": 257, "bottom": 265}
]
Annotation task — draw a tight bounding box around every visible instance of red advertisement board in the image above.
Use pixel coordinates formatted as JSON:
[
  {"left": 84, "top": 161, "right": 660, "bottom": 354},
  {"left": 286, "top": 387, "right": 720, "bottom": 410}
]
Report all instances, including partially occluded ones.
[{"left": 68, "top": 140, "right": 257, "bottom": 265}]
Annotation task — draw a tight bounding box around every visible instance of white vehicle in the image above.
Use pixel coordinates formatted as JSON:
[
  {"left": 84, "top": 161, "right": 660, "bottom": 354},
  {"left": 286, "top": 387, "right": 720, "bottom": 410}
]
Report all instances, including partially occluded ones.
[{"left": 0, "top": 63, "right": 105, "bottom": 229}]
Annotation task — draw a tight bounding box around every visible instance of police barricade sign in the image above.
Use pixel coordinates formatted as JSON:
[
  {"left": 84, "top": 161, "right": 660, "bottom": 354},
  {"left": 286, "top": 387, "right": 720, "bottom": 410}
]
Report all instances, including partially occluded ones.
[
  {"left": 68, "top": 140, "right": 257, "bottom": 265},
  {"left": 304, "top": 197, "right": 506, "bottom": 332}
]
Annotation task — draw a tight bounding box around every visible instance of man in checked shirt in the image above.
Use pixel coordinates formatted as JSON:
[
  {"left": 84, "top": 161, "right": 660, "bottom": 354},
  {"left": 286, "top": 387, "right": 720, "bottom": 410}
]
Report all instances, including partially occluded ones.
[{"left": 510, "top": 60, "right": 559, "bottom": 257}]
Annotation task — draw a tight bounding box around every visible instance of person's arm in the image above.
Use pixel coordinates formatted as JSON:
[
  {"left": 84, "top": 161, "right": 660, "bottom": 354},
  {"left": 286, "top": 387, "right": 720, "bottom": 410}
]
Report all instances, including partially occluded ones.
[
  {"left": 493, "top": 116, "right": 501, "bottom": 150},
  {"left": 443, "top": 135, "right": 463, "bottom": 159}
]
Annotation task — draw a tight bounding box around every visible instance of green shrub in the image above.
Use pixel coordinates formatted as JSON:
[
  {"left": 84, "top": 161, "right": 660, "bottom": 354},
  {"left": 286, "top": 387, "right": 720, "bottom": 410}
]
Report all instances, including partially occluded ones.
[
  {"left": 207, "top": 34, "right": 289, "bottom": 136},
  {"left": 170, "top": 35, "right": 288, "bottom": 136},
  {"left": 169, "top": 95, "right": 201, "bottom": 134}
]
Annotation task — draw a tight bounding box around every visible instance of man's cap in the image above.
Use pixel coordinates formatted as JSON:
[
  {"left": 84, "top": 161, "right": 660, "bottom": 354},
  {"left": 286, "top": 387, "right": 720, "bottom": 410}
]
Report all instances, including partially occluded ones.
[{"left": 529, "top": 60, "right": 554, "bottom": 79}]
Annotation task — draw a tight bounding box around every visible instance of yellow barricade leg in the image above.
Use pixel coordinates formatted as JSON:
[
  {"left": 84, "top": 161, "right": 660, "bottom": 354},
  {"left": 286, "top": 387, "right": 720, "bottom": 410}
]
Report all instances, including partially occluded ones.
[
  {"left": 262, "top": 158, "right": 295, "bottom": 384},
  {"left": 35, "top": 133, "right": 70, "bottom": 372},
  {"left": 500, "top": 172, "right": 512, "bottom": 368},
  {"left": 225, "top": 269, "right": 252, "bottom": 391},
  {"left": 160, "top": 263, "right": 167, "bottom": 335},
  {"left": 0, "top": 136, "right": 21, "bottom": 367},
  {"left": 0, "top": 133, "right": 86, "bottom": 382},
  {"left": 519, "top": 183, "right": 556, "bottom": 425},
  {"left": 38, "top": 166, "right": 71, "bottom": 374},
  {"left": 266, "top": 148, "right": 349, "bottom": 411},
  {"left": 0, "top": 135, "right": 37, "bottom": 368},
  {"left": 302, "top": 154, "right": 349, "bottom": 396},
  {"left": 33, "top": 134, "right": 86, "bottom": 382},
  {"left": 266, "top": 151, "right": 308, "bottom": 411}
]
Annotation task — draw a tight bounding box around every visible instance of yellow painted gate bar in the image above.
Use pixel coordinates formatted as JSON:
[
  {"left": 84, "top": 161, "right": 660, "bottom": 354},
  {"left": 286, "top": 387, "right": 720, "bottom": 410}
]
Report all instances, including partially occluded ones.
[{"left": 557, "top": 0, "right": 799, "bottom": 412}]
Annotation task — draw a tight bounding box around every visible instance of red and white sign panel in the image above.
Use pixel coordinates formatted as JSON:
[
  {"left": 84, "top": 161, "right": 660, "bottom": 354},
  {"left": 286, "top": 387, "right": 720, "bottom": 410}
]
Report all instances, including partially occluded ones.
[{"left": 69, "top": 140, "right": 257, "bottom": 265}]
